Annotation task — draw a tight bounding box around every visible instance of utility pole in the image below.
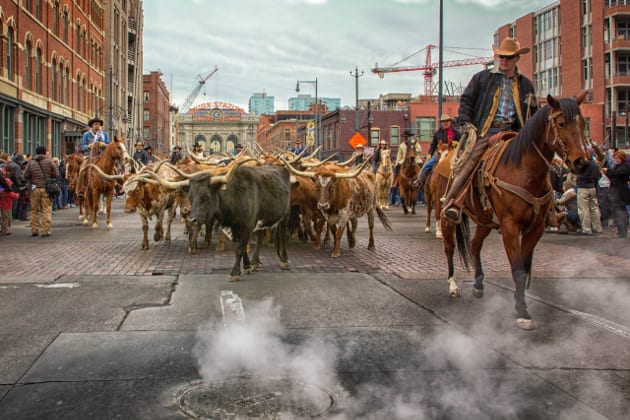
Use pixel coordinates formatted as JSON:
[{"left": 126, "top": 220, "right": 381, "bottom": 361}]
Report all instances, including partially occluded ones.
[
  {"left": 108, "top": 66, "right": 114, "bottom": 135},
  {"left": 350, "top": 66, "right": 364, "bottom": 132}
]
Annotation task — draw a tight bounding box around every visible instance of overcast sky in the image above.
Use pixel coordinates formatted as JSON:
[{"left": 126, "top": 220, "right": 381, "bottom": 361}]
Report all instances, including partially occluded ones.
[{"left": 142, "top": 0, "right": 556, "bottom": 112}]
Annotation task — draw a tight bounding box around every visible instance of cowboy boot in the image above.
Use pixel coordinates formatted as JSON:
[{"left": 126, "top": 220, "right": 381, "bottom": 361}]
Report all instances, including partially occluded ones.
[{"left": 440, "top": 156, "right": 480, "bottom": 223}]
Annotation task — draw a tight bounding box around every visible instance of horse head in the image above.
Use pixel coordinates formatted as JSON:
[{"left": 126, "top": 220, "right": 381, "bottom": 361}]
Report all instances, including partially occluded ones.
[
  {"left": 404, "top": 141, "right": 417, "bottom": 166},
  {"left": 546, "top": 91, "right": 590, "bottom": 174}
]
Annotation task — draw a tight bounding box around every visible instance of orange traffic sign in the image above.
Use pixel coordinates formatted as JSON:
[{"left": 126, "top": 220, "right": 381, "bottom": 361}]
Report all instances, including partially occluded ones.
[{"left": 348, "top": 132, "right": 367, "bottom": 148}]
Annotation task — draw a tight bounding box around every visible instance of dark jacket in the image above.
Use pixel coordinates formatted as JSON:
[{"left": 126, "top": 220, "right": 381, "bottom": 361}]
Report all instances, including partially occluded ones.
[
  {"left": 428, "top": 126, "right": 461, "bottom": 156},
  {"left": 133, "top": 150, "right": 150, "bottom": 166},
  {"left": 575, "top": 160, "right": 600, "bottom": 189},
  {"left": 23, "top": 155, "right": 60, "bottom": 189},
  {"left": 606, "top": 161, "right": 630, "bottom": 205},
  {"left": 458, "top": 68, "right": 537, "bottom": 136}
]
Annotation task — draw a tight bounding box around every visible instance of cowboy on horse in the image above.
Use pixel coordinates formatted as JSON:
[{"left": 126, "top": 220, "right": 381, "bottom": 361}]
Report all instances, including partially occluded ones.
[
  {"left": 440, "top": 37, "right": 538, "bottom": 224},
  {"left": 80, "top": 116, "right": 111, "bottom": 158}
]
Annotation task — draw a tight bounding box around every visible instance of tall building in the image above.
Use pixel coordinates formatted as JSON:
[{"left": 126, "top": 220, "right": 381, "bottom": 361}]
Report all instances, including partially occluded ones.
[
  {"left": 0, "top": 1, "right": 107, "bottom": 157},
  {"left": 289, "top": 94, "right": 340, "bottom": 112},
  {"left": 103, "top": 0, "right": 144, "bottom": 148},
  {"left": 0, "top": 0, "right": 144, "bottom": 157},
  {"left": 496, "top": 0, "right": 630, "bottom": 147},
  {"left": 142, "top": 71, "right": 170, "bottom": 155},
  {"left": 248, "top": 92, "right": 274, "bottom": 115}
]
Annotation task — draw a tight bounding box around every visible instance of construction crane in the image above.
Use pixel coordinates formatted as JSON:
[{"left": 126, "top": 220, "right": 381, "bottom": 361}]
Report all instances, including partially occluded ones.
[
  {"left": 372, "top": 45, "right": 494, "bottom": 96},
  {"left": 179, "top": 66, "right": 219, "bottom": 113}
]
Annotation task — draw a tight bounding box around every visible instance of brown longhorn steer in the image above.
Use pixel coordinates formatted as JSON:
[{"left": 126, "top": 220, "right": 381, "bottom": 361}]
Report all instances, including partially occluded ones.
[{"left": 284, "top": 159, "right": 392, "bottom": 258}]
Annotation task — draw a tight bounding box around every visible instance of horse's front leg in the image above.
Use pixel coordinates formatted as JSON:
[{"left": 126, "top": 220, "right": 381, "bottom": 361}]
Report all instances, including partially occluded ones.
[
  {"left": 441, "top": 220, "right": 458, "bottom": 297},
  {"left": 471, "top": 225, "right": 492, "bottom": 298},
  {"left": 105, "top": 190, "right": 114, "bottom": 229},
  {"left": 500, "top": 222, "right": 533, "bottom": 330},
  {"left": 90, "top": 191, "right": 99, "bottom": 228}
]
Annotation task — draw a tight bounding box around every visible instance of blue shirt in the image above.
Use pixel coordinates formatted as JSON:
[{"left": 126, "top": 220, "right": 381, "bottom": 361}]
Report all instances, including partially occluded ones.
[{"left": 80, "top": 129, "right": 111, "bottom": 153}]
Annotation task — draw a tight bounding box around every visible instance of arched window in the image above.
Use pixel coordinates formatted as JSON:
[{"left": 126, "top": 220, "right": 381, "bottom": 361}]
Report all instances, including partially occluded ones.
[
  {"left": 53, "top": 2, "right": 60, "bottom": 35},
  {"left": 58, "top": 62, "right": 63, "bottom": 102},
  {"left": 7, "top": 28, "right": 15, "bottom": 81},
  {"left": 25, "top": 41, "right": 32, "bottom": 89},
  {"left": 51, "top": 58, "right": 57, "bottom": 100},
  {"left": 226, "top": 134, "right": 239, "bottom": 153},
  {"left": 77, "top": 75, "right": 82, "bottom": 111},
  {"left": 143, "top": 109, "right": 149, "bottom": 121},
  {"left": 35, "top": 47, "right": 43, "bottom": 94},
  {"left": 62, "top": 11, "right": 69, "bottom": 43},
  {"left": 65, "top": 67, "right": 70, "bottom": 105}
]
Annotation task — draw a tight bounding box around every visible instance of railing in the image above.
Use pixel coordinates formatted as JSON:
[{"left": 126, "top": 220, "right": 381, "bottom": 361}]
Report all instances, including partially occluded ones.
[
  {"left": 128, "top": 48, "right": 135, "bottom": 62},
  {"left": 129, "top": 17, "right": 137, "bottom": 31}
]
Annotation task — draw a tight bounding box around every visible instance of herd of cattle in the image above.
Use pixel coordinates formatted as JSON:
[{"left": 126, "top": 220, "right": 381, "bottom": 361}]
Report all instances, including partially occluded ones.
[{"left": 68, "top": 141, "right": 392, "bottom": 281}]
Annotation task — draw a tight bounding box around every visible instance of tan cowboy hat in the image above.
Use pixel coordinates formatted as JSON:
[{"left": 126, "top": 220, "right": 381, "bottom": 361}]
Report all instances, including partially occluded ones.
[
  {"left": 492, "top": 37, "right": 530, "bottom": 56},
  {"left": 379, "top": 140, "right": 386, "bottom": 145},
  {"left": 440, "top": 114, "right": 453, "bottom": 122}
]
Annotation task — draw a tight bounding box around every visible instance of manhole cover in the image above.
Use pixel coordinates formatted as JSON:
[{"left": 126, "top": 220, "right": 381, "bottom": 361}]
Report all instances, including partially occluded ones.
[{"left": 177, "top": 376, "right": 337, "bottom": 418}]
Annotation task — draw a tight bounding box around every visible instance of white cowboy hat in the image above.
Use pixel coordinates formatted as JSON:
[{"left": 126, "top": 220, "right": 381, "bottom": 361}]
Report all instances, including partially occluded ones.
[{"left": 492, "top": 37, "right": 530, "bottom": 56}]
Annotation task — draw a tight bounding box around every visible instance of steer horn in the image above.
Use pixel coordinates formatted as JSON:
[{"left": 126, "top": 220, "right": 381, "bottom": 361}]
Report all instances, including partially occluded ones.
[
  {"left": 85, "top": 163, "right": 125, "bottom": 181},
  {"left": 334, "top": 158, "right": 372, "bottom": 179},
  {"left": 207, "top": 157, "right": 257, "bottom": 185},
  {"left": 300, "top": 153, "right": 336, "bottom": 168},
  {"left": 280, "top": 157, "right": 315, "bottom": 179},
  {"left": 145, "top": 170, "right": 191, "bottom": 189},
  {"left": 336, "top": 152, "right": 358, "bottom": 167}
]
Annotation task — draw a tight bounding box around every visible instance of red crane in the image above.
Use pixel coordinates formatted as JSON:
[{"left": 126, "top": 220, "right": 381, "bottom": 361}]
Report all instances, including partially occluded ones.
[{"left": 371, "top": 45, "right": 494, "bottom": 96}]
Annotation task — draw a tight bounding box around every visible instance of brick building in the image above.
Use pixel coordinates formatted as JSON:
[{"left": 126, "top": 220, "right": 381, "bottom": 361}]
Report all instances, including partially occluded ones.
[
  {"left": 142, "top": 71, "right": 170, "bottom": 156},
  {"left": 0, "top": 1, "right": 106, "bottom": 157}
]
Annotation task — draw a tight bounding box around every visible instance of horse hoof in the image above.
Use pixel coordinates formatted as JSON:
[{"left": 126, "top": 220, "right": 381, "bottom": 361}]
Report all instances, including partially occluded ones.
[
  {"left": 92, "top": 223, "right": 98, "bottom": 229},
  {"left": 107, "top": 223, "right": 113, "bottom": 229},
  {"left": 229, "top": 275, "right": 240, "bottom": 282},
  {"left": 472, "top": 287, "right": 484, "bottom": 298},
  {"left": 436, "top": 232, "right": 443, "bottom": 239},
  {"left": 516, "top": 318, "right": 533, "bottom": 330},
  {"left": 450, "top": 289, "right": 460, "bottom": 298},
  {"left": 424, "top": 227, "right": 431, "bottom": 233},
  {"left": 82, "top": 219, "right": 88, "bottom": 226},
  {"left": 279, "top": 261, "right": 289, "bottom": 269}
]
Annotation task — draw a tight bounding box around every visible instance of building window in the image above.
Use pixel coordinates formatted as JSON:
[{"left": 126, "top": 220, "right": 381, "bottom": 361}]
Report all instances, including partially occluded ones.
[
  {"left": 51, "top": 59, "right": 57, "bottom": 101},
  {"left": 35, "top": 0, "right": 42, "bottom": 20},
  {"left": 53, "top": 2, "right": 60, "bottom": 35},
  {"left": 0, "top": 105, "right": 16, "bottom": 154},
  {"left": 369, "top": 128, "right": 379, "bottom": 145},
  {"left": 143, "top": 109, "right": 150, "bottom": 121},
  {"left": 65, "top": 68, "right": 70, "bottom": 105},
  {"left": 35, "top": 48, "right": 43, "bottom": 94},
  {"left": 617, "top": 89, "right": 630, "bottom": 115},
  {"left": 144, "top": 92, "right": 150, "bottom": 102},
  {"left": 416, "top": 117, "right": 436, "bottom": 142},
  {"left": 390, "top": 126, "right": 400, "bottom": 146},
  {"left": 63, "top": 11, "right": 69, "bottom": 42},
  {"left": 24, "top": 41, "right": 32, "bottom": 89},
  {"left": 143, "top": 127, "right": 150, "bottom": 138},
  {"left": 7, "top": 28, "right": 15, "bottom": 81}
]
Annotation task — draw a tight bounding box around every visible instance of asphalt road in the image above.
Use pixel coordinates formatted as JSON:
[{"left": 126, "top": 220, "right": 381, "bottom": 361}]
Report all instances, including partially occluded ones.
[{"left": 0, "top": 199, "right": 628, "bottom": 419}]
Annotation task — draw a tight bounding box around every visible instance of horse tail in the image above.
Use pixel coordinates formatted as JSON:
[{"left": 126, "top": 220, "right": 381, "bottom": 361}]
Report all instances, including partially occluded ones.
[
  {"left": 376, "top": 206, "right": 393, "bottom": 231},
  {"left": 455, "top": 215, "right": 473, "bottom": 270}
]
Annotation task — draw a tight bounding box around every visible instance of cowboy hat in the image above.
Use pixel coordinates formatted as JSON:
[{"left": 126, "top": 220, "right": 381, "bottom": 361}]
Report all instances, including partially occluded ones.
[
  {"left": 492, "top": 37, "right": 530, "bottom": 56},
  {"left": 172, "top": 145, "right": 181, "bottom": 150},
  {"left": 355, "top": 144, "right": 364, "bottom": 149},
  {"left": 403, "top": 130, "right": 414, "bottom": 137},
  {"left": 440, "top": 114, "right": 453, "bottom": 122},
  {"left": 88, "top": 117, "right": 104, "bottom": 127},
  {"left": 379, "top": 140, "right": 386, "bottom": 145}
]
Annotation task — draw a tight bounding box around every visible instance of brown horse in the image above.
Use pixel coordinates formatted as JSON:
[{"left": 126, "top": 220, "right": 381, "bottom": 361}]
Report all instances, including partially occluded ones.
[
  {"left": 436, "top": 93, "right": 590, "bottom": 330},
  {"left": 65, "top": 153, "right": 87, "bottom": 220},
  {"left": 81, "top": 137, "right": 129, "bottom": 228},
  {"left": 423, "top": 141, "right": 452, "bottom": 237},
  {"left": 398, "top": 143, "right": 420, "bottom": 215}
]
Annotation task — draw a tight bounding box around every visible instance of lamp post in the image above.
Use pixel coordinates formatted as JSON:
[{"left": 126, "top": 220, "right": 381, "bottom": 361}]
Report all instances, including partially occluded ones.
[
  {"left": 367, "top": 101, "right": 373, "bottom": 145},
  {"left": 350, "top": 66, "right": 364, "bottom": 132}
]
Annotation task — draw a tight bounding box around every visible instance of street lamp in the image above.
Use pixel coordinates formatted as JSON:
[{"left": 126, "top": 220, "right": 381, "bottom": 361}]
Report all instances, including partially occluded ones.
[{"left": 296, "top": 78, "right": 318, "bottom": 154}]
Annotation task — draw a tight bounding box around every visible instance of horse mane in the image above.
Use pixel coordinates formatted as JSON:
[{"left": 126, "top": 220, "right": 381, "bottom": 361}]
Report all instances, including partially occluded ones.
[{"left": 500, "top": 97, "right": 582, "bottom": 167}]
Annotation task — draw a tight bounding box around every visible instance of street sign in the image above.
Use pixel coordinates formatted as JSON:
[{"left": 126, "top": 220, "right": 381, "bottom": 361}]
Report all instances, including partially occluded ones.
[{"left": 348, "top": 132, "right": 367, "bottom": 148}]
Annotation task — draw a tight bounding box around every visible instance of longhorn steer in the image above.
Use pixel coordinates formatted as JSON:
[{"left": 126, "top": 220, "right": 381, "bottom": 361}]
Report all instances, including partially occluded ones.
[
  {"left": 188, "top": 160, "right": 291, "bottom": 281},
  {"left": 284, "top": 160, "right": 392, "bottom": 258}
]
